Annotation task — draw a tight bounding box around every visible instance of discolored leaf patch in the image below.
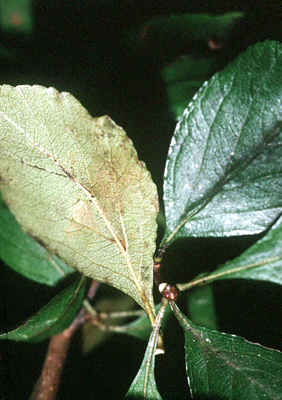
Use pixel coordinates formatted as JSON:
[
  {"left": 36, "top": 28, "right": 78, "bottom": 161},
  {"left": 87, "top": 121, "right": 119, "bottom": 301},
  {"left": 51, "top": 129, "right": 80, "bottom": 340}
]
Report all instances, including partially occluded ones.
[{"left": 0, "top": 85, "right": 158, "bottom": 323}]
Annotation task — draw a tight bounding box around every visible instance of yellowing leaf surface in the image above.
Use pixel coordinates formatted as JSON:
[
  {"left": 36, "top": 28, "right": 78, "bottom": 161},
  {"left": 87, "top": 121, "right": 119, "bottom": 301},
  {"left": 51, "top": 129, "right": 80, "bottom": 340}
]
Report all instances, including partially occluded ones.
[{"left": 0, "top": 85, "right": 158, "bottom": 323}]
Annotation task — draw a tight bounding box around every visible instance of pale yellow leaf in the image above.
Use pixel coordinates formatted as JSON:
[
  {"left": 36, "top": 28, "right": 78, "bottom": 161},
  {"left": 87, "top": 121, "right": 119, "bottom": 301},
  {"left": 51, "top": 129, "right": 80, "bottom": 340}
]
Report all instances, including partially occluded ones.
[{"left": 0, "top": 85, "right": 158, "bottom": 323}]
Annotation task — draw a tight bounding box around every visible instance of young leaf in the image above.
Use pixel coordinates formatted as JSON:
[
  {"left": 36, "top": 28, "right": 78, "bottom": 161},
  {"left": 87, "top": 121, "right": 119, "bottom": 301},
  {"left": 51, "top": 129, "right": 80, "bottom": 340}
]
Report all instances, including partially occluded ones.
[
  {"left": 82, "top": 292, "right": 136, "bottom": 353},
  {"left": 163, "top": 41, "right": 282, "bottom": 246},
  {"left": 0, "top": 85, "right": 158, "bottom": 324},
  {"left": 0, "top": 192, "right": 74, "bottom": 285},
  {"left": 171, "top": 302, "right": 282, "bottom": 400},
  {"left": 0, "top": 276, "right": 87, "bottom": 342},
  {"left": 117, "top": 301, "right": 172, "bottom": 342},
  {"left": 125, "top": 301, "right": 167, "bottom": 400}
]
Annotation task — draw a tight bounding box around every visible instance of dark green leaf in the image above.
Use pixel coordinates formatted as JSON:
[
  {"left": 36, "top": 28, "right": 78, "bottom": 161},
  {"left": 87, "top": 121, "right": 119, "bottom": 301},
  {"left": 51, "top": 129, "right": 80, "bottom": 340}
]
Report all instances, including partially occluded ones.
[
  {"left": 207, "top": 215, "right": 282, "bottom": 286},
  {"left": 163, "top": 41, "right": 282, "bottom": 246},
  {"left": 171, "top": 302, "right": 282, "bottom": 400},
  {"left": 127, "top": 12, "right": 243, "bottom": 60},
  {"left": 125, "top": 304, "right": 166, "bottom": 399},
  {"left": 0, "top": 192, "right": 74, "bottom": 285},
  {"left": 162, "top": 59, "right": 212, "bottom": 122},
  {"left": 187, "top": 283, "right": 218, "bottom": 330},
  {"left": 0, "top": 275, "right": 87, "bottom": 342},
  {"left": 160, "top": 13, "right": 244, "bottom": 120}
]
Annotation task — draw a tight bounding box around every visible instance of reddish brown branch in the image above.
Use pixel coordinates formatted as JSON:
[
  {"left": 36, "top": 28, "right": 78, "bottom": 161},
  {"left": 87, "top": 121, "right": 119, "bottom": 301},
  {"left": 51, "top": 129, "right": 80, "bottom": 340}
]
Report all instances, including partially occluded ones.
[
  {"left": 29, "top": 308, "right": 84, "bottom": 400},
  {"left": 29, "top": 325, "right": 74, "bottom": 400},
  {"left": 29, "top": 280, "right": 100, "bottom": 400}
]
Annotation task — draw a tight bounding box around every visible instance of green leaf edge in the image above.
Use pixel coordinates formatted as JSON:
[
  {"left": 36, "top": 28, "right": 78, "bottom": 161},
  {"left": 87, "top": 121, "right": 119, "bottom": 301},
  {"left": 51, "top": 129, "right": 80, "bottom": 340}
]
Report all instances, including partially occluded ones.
[
  {"left": 0, "top": 275, "right": 87, "bottom": 342},
  {"left": 0, "top": 192, "right": 74, "bottom": 286}
]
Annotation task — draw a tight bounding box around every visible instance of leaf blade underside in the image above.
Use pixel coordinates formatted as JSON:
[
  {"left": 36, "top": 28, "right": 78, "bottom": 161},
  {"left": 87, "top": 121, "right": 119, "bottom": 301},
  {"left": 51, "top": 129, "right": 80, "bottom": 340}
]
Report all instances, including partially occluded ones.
[{"left": 0, "top": 85, "right": 158, "bottom": 322}]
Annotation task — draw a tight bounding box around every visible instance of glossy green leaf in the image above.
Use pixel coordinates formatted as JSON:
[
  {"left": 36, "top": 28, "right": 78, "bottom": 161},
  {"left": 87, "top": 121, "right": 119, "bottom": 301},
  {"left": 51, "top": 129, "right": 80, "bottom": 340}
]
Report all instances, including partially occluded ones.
[
  {"left": 0, "top": 85, "right": 158, "bottom": 324},
  {"left": 207, "top": 214, "right": 282, "bottom": 286},
  {"left": 0, "top": 276, "right": 87, "bottom": 342},
  {"left": 172, "top": 302, "right": 282, "bottom": 400},
  {"left": 0, "top": 192, "right": 74, "bottom": 285},
  {"left": 163, "top": 41, "right": 282, "bottom": 246},
  {"left": 125, "top": 341, "right": 162, "bottom": 399},
  {"left": 125, "top": 304, "right": 166, "bottom": 399},
  {"left": 187, "top": 283, "right": 218, "bottom": 330}
]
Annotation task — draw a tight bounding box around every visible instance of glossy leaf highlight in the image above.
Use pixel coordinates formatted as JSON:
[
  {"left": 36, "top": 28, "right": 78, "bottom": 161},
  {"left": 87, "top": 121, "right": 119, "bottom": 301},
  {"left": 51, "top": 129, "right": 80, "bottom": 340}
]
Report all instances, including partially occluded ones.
[{"left": 163, "top": 41, "right": 282, "bottom": 246}]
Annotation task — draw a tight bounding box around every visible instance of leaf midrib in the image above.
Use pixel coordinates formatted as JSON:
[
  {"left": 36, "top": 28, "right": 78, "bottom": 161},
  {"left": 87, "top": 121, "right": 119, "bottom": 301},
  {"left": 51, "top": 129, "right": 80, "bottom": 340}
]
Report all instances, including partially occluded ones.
[
  {"left": 172, "top": 304, "right": 281, "bottom": 399},
  {"left": 1, "top": 110, "right": 155, "bottom": 324},
  {"left": 166, "top": 63, "right": 280, "bottom": 246},
  {"left": 165, "top": 123, "right": 281, "bottom": 246},
  {"left": 176, "top": 254, "right": 282, "bottom": 292}
]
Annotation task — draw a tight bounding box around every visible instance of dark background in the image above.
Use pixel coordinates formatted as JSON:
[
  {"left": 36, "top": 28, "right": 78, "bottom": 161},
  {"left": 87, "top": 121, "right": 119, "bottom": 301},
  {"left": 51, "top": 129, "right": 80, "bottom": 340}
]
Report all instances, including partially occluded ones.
[{"left": 1, "top": 1, "right": 282, "bottom": 399}]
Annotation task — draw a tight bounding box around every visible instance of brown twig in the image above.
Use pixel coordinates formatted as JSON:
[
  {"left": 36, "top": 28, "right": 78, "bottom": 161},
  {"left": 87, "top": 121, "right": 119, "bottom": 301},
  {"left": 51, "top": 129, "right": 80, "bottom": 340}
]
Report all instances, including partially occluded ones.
[{"left": 29, "top": 280, "right": 100, "bottom": 400}]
